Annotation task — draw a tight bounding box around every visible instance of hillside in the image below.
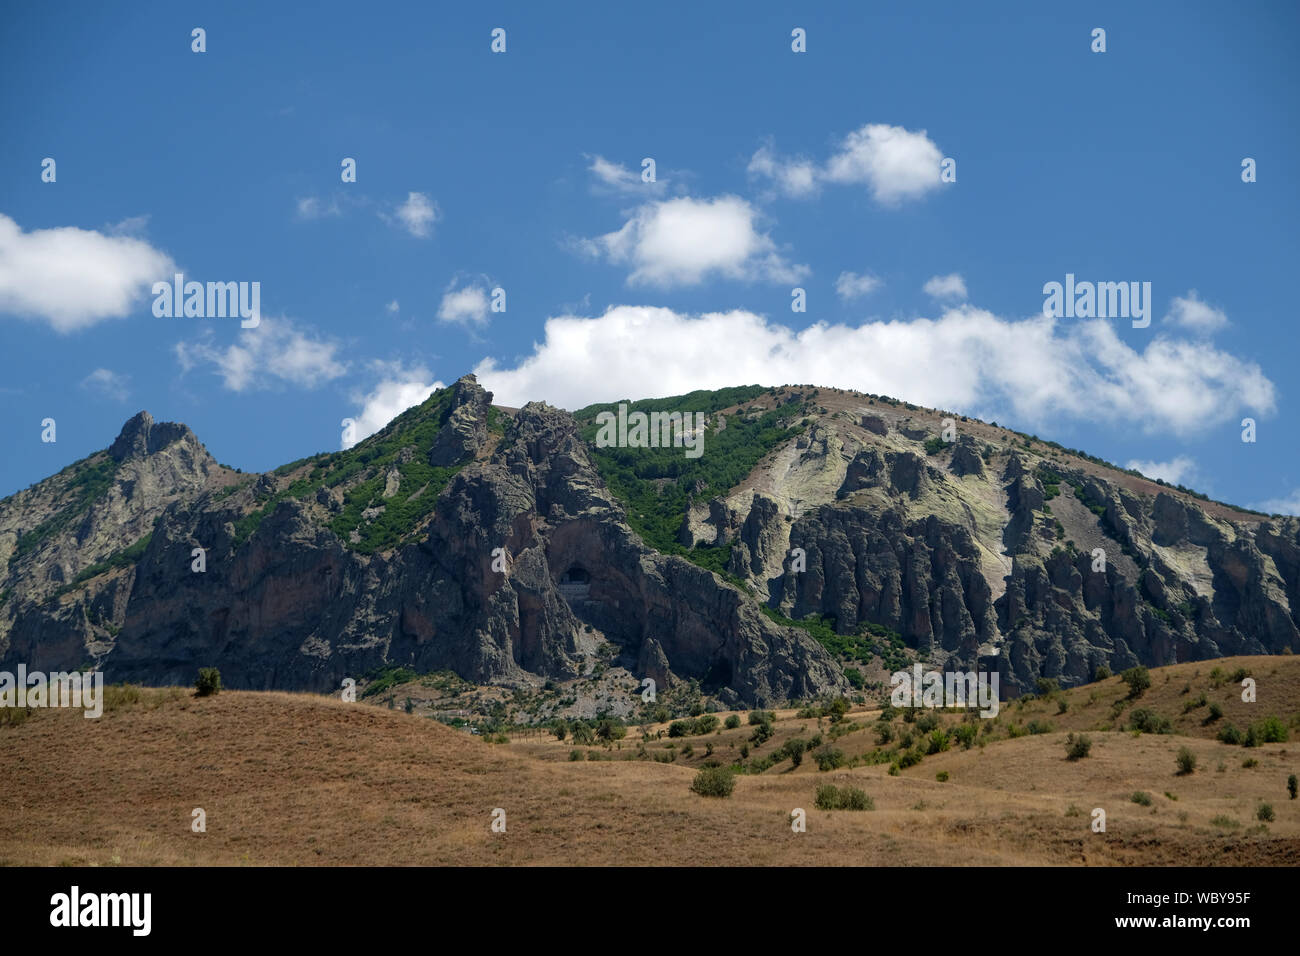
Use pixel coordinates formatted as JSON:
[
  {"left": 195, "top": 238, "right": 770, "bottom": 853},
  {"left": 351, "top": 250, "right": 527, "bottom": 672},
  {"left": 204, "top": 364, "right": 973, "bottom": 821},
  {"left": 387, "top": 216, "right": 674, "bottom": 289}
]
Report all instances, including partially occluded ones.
[
  {"left": 1, "top": 657, "right": 1296, "bottom": 866},
  {"left": 1, "top": 375, "right": 1298, "bottom": 706}
]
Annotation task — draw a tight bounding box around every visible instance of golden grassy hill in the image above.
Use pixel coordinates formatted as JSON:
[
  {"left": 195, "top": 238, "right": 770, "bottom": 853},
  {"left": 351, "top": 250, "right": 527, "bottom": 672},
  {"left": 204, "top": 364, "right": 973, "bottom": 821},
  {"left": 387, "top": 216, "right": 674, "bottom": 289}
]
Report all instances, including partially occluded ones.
[{"left": 1, "top": 657, "right": 1298, "bottom": 866}]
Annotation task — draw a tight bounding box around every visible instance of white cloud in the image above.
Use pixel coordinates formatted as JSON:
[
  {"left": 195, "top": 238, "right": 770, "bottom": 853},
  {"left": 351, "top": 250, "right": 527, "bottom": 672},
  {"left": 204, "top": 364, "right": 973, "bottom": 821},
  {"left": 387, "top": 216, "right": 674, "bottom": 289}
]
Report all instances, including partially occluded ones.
[
  {"left": 747, "top": 145, "right": 819, "bottom": 199},
  {"left": 79, "top": 368, "right": 130, "bottom": 402},
  {"left": 1253, "top": 489, "right": 1300, "bottom": 516},
  {"left": 343, "top": 365, "right": 444, "bottom": 448},
  {"left": 0, "top": 213, "right": 175, "bottom": 333},
  {"left": 386, "top": 192, "right": 439, "bottom": 238},
  {"left": 474, "top": 304, "right": 1276, "bottom": 437},
  {"left": 579, "top": 196, "right": 807, "bottom": 287},
  {"left": 585, "top": 154, "right": 664, "bottom": 195},
  {"left": 923, "top": 273, "right": 967, "bottom": 301},
  {"left": 438, "top": 282, "right": 490, "bottom": 326},
  {"left": 835, "top": 271, "right": 882, "bottom": 300},
  {"left": 296, "top": 196, "right": 342, "bottom": 220},
  {"left": 174, "top": 316, "right": 347, "bottom": 391},
  {"left": 1165, "top": 290, "right": 1228, "bottom": 334},
  {"left": 105, "top": 215, "right": 151, "bottom": 237},
  {"left": 1124, "top": 456, "right": 1199, "bottom": 486},
  {"left": 749, "top": 124, "right": 944, "bottom": 206},
  {"left": 386, "top": 300, "right": 399, "bottom": 313},
  {"left": 824, "top": 124, "right": 944, "bottom": 204}
]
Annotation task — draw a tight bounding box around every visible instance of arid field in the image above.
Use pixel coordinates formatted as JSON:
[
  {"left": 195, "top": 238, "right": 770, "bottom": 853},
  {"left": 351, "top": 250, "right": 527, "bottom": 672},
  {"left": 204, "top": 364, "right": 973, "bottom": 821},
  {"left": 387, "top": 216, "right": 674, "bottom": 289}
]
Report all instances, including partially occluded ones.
[{"left": 2, "top": 656, "right": 1297, "bottom": 866}]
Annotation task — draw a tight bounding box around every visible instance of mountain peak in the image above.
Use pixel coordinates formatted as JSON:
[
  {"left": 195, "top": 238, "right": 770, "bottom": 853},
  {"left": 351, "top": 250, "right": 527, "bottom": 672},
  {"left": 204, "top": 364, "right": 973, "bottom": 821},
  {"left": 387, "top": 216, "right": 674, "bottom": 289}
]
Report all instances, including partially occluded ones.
[{"left": 109, "top": 411, "right": 197, "bottom": 462}]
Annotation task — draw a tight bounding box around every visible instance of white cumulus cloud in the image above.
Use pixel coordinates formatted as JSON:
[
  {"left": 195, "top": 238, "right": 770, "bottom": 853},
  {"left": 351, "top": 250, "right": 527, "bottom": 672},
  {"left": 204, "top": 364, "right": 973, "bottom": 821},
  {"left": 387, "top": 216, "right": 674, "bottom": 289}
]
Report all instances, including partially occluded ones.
[
  {"left": 174, "top": 316, "right": 347, "bottom": 391},
  {"left": 438, "top": 282, "right": 491, "bottom": 326},
  {"left": 474, "top": 304, "right": 1275, "bottom": 437},
  {"left": 749, "top": 124, "right": 944, "bottom": 205},
  {"left": 579, "top": 196, "right": 807, "bottom": 287},
  {"left": 835, "top": 271, "right": 882, "bottom": 300},
  {"left": 0, "top": 213, "right": 175, "bottom": 333},
  {"left": 387, "top": 192, "right": 439, "bottom": 238},
  {"left": 1165, "top": 290, "right": 1228, "bottom": 334},
  {"left": 923, "top": 273, "right": 967, "bottom": 301},
  {"left": 1252, "top": 489, "right": 1300, "bottom": 516}
]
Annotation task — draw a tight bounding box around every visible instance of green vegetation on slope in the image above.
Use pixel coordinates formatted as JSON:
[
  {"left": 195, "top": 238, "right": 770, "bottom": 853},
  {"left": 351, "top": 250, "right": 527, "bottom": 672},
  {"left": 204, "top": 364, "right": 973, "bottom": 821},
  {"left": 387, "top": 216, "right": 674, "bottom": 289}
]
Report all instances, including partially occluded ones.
[
  {"left": 231, "top": 386, "right": 465, "bottom": 552},
  {"left": 9, "top": 456, "right": 121, "bottom": 567},
  {"left": 574, "top": 387, "right": 805, "bottom": 571}
]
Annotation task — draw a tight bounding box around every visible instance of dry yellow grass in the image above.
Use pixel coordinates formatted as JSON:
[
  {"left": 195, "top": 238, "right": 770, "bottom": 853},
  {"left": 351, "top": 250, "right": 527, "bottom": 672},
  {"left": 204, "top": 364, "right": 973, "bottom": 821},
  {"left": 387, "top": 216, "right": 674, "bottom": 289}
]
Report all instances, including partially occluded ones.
[{"left": 1, "top": 658, "right": 1297, "bottom": 866}]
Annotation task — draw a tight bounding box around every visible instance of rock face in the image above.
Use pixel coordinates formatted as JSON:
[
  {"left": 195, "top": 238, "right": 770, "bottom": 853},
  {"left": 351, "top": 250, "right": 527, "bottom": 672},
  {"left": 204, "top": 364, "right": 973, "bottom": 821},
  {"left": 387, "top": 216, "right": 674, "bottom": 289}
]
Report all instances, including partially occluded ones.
[
  {"left": 1, "top": 376, "right": 1297, "bottom": 703},
  {"left": 0, "top": 377, "right": 845, "bottom": 706}
]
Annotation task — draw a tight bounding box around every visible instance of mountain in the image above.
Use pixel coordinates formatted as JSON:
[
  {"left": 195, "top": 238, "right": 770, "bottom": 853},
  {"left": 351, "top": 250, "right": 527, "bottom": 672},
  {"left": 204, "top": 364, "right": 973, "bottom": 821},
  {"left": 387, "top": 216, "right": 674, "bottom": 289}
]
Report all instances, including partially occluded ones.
[{"left": 1, "top": 375, "right": 1297, "bottom": 706}]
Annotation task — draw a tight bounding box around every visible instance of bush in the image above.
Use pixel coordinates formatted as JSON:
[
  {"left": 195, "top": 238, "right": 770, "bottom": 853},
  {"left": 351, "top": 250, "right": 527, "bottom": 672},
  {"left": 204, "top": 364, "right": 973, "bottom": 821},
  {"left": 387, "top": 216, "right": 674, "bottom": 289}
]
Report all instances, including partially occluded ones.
[
  {"left": 1129, "top": 709, "right": 1172, "bottom": 735},
  {"left": 195, "top": 668, "right": 222, "bottom": 697},
  {"left": 875, "top": 721, "right": 895, "bottom": 745},
  {"left": 815, "top": 784, "right": 873, "bottom": 810},
  {"left": 1257, "top": 802, "right": 1275, "bottom": 822},
  {"left": 927, "top": 729, "right": 950, "bottom": 754},
  {"left": 1065, "top": 733, "right": 1092, "bottom": 761},
  {"left": 814, "top": 745, "right": 846, "bottom": 771},
  {"left": 936, "top": 771, "right": 949, "bottom": 783},
  {"left": 953, "top": 723, "right": 978, "bottom": 750},
  {"left": 748, "top": 710, "right": 774, "bottom": 726},
  {"left": 569, "top": 749, "right": 584, "bottom": 761},
  {"left": 724, "top": 714, "right": 741, "bottom": 729},
  {"left": 691, "top": 766, "right": 735, "bottom": 798},
  {"left": 1175, "top": 746, "right": 1197, "bottom": 775},
  {"left": 1025, "top": 719, "right": 1053, "bottom": 736},
  {"left": 1206, "top": 702, "right": 1223, "bottom": 722},
  {"left": 1246, "top": 715, "right": 1288, "bottom": 746},
  {"left": 1217, "top": 723, "right": 1244, "bottom": 745},
  {"left": 783, "top": 737, "right": 807, "bottom": 768},
  {"left": 1121, "top": 666, "right": 1151, "bottom": 698},
  {"left": 1130, "top": 791, "right": 1153, "bottom": 806},
  {"left": 1289, "top": 774, "right": 1298, "bottom": 800},
  {"left": 1093, "top": 665, "right": 1111, "bottom": 682}
]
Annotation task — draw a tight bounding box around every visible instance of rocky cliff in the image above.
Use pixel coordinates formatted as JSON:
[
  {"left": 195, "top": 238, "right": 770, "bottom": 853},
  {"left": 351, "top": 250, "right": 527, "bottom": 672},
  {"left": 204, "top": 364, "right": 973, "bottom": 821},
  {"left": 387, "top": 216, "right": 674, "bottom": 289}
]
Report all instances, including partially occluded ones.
[{"left": 1, "top": 377, "right": 1296, "bottom": 703}]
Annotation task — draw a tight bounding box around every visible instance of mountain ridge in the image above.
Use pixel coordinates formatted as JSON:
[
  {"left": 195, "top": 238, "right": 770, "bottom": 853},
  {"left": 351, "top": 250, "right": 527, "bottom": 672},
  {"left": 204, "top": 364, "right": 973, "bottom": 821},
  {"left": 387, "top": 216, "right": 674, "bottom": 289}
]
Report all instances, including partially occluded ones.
[{"left": 1, "top": 374, "right": 1296, "bottom": 707}]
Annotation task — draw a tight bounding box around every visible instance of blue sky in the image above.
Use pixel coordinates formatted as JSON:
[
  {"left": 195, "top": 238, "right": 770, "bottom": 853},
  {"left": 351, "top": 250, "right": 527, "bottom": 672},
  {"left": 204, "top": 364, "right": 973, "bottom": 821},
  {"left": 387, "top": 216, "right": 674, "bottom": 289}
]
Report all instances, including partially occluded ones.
[{"left": 2, "top": 0, "right": 1298, "bottom": 513}]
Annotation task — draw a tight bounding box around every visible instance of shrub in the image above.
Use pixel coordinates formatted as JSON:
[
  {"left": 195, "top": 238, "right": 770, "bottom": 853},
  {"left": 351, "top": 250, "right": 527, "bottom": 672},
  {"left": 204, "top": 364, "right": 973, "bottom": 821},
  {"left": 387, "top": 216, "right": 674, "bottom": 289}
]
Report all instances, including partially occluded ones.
[
  {"left": 691, "top": 766, "right": 735, "bottom": 798},
  {"left": 1065, "top": 732, "right": 1092, "bottom": 761},
  {"left": 1217, "top": 723, "right": 1244, "bottom": 745},
  {"left": 1289, "top": 774, "right": 1298, "bottom": 800},
  {"left": 568, "top": 749, "right": 584, "bottom": 761},
  {"left": 1130, "top": 791, "right": 1153, "bottom": 806},
  {"left": 1205, "top": 702, "right": 1223, "bottom": 722},
  {"left": 1242, "top": 757, "right": 1259, "bottom": 769},
  {"left": 815, "top": 784, "right": 873, "bottom": 810},
  {"left": 195, "top": 668, "right": 222, "bottom": 697},
  {"left": 1128, "top": 709, "right": 1172, "bottom": 735},
  {"left": 1057, "top": 699, "right": 1068, "bottom": 715},
  {"left": 936, "top": 771, "right": 949, "bottom": 782},
  {"left": 724, "top": 714, "right": 741, "bottom": 730},
  {"left": 953, "top": 723, "right": 978, "bottom": 750},
  {"left": 1035, "top": 677, "right": 1060, "bottom": 695},
  {"left": 1025, "top": 719, "right": 1053, "bottom": 736},
  {"left": 749, "top": 722, "right": 774, "bottom": 746},
  {"left": 1246, "top": 715, "right": 1288, "bottom": 746},
  {"left": 748, "top": 710, "right": 774, "bottom": 726},
  {"left": 1257, "top": 802, "right": 1275, "bottom": 822},
  {"left": 875, "top": 721, "right": 895, "bottom": 745},
  {"left": 1229, "top": 667, "right": 1250, "bottom": 683},
  {"left": 915, "top": 711, "right": 940, "bottom": 734},
  {"left": 1093, "top": 665, "right": 1111, "bottom": 682},
  {"left": 814, "top": 745, "right": 846, "bottom": 771},
  {"left": 552, "top": 720, "right": 569, "bottom": 741},
  {"left": 1121, "top": 666, "right": 1151, "bottom": 698},
  {"left": 927, "top": 729, "right": 950, "bottom": 754},
  {"left": 1210, "top": 815, "right": 1240, "bottom": 829},
  {"left": 784, "top": 737, "right": 807, "bottom": 768},
  {"left": 1175, "top": 747, "right": 1197, "bottom": 775}
]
